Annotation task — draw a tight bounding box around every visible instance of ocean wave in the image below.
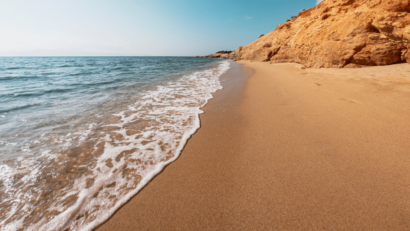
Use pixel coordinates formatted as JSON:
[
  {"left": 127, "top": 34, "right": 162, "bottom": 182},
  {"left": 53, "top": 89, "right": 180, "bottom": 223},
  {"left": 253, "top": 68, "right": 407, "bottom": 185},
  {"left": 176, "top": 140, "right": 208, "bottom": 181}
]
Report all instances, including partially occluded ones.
[
  {"left": 6, "top": 67, "right": 22, "bottom": 70},
  {"left": 0, "top": 76, "right": 43, "bottom": 81},
  {"left": 68, "top": 72, "right": 95, "bottom": 76},
  {"left": 140, "top": 65, "right": 155, "bottom": 70},
  {"left": 111, "top": 67, "right": 125, "bottom": 71},
  {"left": 0, "top": 60, "right": 230, "bottom": 231},
  {"left": 67, "top": 79, "right": 123, "bottom": 87},
  {"left": 0, "top": 89, "right": 66, "bottom": 99},
  {"left": 0, "top": 103, "right": 42, "bottom": 114}
]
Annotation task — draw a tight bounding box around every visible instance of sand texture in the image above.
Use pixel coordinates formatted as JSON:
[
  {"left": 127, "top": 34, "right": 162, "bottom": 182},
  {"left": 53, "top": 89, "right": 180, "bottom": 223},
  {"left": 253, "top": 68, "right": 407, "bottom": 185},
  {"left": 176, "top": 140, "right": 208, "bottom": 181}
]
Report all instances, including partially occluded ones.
[{"left": 97, "top": 61, "right": 410, "bottom": 230}]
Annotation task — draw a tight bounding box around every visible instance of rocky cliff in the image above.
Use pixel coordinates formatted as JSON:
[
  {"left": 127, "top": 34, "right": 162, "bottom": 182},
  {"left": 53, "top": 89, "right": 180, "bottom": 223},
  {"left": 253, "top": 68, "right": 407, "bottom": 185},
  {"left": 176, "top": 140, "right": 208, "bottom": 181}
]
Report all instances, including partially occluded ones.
[{"left": 229, "top": 0, "right": 410, "bottom": 68}]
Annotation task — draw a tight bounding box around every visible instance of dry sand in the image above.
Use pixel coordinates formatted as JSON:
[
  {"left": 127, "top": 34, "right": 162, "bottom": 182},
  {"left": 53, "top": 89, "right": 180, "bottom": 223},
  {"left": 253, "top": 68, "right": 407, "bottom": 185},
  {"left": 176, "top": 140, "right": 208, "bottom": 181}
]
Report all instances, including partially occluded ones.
[{"left": 97, "top": 61, "right": 410, "bottom": 230}]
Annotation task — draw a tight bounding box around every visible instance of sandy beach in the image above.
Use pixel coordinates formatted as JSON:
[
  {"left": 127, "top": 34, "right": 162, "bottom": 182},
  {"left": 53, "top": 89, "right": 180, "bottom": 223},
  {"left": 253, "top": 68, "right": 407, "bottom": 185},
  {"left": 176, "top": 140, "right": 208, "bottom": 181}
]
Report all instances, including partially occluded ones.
[{"left": 97, "top": 61, "right": 410, "bottom": 230}]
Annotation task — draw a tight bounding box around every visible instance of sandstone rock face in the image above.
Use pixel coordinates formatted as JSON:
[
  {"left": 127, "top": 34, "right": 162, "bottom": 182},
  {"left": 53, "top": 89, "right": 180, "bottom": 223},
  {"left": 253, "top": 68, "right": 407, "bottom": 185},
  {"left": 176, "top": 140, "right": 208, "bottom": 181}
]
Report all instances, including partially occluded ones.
[{"left": 229, "top": 0, "right": 410, "bottom": 68}]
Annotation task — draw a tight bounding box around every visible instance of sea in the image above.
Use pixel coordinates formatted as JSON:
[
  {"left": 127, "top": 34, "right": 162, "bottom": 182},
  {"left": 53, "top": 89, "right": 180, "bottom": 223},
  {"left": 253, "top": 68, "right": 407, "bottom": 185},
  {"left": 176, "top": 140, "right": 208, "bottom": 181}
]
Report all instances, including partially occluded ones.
[{"left": 0, "top": 56, "right": 230, "bottom": 230}]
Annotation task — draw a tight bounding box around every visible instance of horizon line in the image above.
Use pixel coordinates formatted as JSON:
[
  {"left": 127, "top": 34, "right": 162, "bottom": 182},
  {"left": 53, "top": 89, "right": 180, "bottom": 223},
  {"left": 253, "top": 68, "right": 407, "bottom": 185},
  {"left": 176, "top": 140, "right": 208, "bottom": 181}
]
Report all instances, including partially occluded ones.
[{"left": 0, "top": 55, "right": 204, "bottom": 57}]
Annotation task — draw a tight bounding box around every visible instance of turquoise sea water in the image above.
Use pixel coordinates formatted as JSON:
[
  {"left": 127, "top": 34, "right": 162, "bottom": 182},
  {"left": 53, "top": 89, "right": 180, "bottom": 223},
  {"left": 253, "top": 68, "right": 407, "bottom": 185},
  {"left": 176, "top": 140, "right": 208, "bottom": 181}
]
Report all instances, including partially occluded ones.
[{"left": 0, "top": 57, "right": 230, "bottom": 230}]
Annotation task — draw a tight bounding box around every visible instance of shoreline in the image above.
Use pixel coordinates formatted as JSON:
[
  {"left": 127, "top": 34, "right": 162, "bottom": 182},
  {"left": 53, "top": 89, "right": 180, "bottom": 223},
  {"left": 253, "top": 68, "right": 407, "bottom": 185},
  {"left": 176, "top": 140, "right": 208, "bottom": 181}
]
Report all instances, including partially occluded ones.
[
  {"left": 94, "top": 62, "right": 252, "bottom": 230},
  {"left": 97, "top": 61, "right": 410, "bottom": 230}
]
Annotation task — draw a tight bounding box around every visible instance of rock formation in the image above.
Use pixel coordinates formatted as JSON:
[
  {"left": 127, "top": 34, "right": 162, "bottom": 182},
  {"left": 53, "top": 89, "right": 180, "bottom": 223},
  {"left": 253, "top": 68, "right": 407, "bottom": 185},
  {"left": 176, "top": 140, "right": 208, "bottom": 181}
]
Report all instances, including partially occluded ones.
[
  {"left": 229, "top": 0, "right": 410, "bottom": 68},
  {"left": 202, "top": 51, "right": 233, "bottom": 58}
]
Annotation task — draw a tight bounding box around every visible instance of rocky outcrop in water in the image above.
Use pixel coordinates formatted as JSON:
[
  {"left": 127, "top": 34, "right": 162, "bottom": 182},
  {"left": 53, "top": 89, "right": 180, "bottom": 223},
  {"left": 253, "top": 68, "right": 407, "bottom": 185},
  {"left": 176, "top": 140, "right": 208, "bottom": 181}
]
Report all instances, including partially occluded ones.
[{"left": 229, "top": 0, "right": 410, "bottom": 68}]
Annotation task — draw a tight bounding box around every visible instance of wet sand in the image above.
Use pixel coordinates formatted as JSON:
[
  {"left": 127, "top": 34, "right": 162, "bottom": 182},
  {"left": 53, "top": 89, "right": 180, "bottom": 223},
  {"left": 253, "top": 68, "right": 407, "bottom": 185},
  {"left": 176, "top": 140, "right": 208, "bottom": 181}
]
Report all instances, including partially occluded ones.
[{"left": 97, "top": 61, "right": 410, "bottom": 230}]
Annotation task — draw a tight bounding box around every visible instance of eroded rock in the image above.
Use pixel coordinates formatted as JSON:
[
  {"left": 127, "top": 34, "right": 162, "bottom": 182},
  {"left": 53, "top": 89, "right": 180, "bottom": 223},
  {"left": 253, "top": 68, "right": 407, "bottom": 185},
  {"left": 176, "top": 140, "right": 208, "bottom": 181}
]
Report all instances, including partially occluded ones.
[{"left": 229, "top": 0, "right": 410, "bottom": 68}]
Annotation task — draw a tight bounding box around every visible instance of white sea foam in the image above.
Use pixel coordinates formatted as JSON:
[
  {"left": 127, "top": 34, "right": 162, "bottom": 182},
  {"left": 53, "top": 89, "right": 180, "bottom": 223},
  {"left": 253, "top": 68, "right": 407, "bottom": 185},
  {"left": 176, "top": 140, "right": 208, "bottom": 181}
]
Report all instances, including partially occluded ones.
[{"left": 1, "top": 60, "right": 230, "bottom": 231}]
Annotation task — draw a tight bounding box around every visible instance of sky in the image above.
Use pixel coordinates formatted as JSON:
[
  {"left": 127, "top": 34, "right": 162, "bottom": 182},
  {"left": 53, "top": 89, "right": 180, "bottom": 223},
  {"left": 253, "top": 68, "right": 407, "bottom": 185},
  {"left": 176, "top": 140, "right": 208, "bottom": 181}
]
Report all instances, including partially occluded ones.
[{"left": 0, "top": 0, "right": 317, "bottom": 56}]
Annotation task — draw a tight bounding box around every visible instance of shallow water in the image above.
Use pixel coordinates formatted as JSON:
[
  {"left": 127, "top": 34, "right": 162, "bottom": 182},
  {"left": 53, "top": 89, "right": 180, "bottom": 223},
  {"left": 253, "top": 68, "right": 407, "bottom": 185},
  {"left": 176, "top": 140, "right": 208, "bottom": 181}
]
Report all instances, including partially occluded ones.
[{"left": 0, "top": 57, "right": 230, "bottom": 230}]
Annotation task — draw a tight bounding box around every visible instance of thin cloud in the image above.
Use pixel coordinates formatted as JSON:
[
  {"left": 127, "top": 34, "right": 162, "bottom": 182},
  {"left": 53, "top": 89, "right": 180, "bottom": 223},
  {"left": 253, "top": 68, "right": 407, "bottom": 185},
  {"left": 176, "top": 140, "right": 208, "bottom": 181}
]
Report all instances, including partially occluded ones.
[
  {"left": 316, "top": 0, "right": 323, "bottom": 4},
  {"left": 245, "top": 16, "right": 252, "bottom": 20}
]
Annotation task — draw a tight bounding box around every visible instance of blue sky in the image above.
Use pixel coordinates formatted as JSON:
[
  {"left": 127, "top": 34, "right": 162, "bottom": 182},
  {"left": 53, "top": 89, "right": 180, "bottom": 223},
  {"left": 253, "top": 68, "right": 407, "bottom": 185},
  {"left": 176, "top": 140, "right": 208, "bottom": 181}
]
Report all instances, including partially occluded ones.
[{"left": 0, "top": 0, "right": 316, "bottom": 56}]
